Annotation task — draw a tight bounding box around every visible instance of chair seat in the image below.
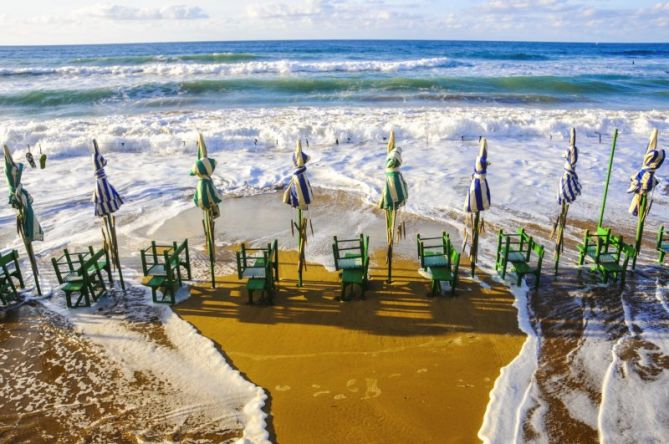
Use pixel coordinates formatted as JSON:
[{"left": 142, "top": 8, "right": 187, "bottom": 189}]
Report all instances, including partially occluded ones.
[
  {"left": 429, "top": 266, "right": 452, "bottom": 282},
  {"left": 63, "top": 281, "right": 84, "bottom": 292},
  {"left": 423, "top": 255, "right": 449, "bottom": 268},
  {"left": 147, "top": 264, "right": 166, "bottom": 276},
  {"left": 64, "top": 272, "right": 83, "bottom": 282},
  {"left": 147, "top": 275, "right": 166, "bottom": 288},
  {"left": 507, "top": 251, "right": 526, "bottom": 263},
  {"left": 512, "top": 262, "right": 532, "bottom": 275},
  {"left": 600, "top": 262, "right": 623, "bottom": 273},
  {"left": 339, "top": 256, "right": 363, "bottom": 270},
  {"left": 598, "top": 253, "right": 618, "bottom": 264},
  {"left": 342, "top": 269, "right": 365, "bottom": 284},
  {"left": 660, "top": 242, "right": 669, "bottom": 253},
  {"left": 242, "top": 268, "right": 266, "bottom": 279}
]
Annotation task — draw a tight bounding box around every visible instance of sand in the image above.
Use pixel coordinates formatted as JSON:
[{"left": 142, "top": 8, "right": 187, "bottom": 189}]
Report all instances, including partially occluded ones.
[{"left": 176, "top": 249, "right": 525, "bottom": 443}]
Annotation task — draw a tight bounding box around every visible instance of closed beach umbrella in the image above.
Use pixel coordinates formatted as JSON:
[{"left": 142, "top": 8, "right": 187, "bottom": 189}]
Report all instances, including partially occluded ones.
[
  {"left": 191, "top": 133, "right": 222, "bottom": 287},
  {"left": 283, "top": 139, "right": 314, "bottom": 287},
  {"left": 551, "top": 128, "right": 581, "bottom": 273},
  {"left": 379, "top": 129, "right": 408, "bottom": 283},
  {"left": 92, "top": 140, "right": 125, "bottom": 290},
  {"left": 627, "top": 129, "right": 665, "bottom": 269},
  {"left": 463, "top": 138, "right": 491, "bottom": 277},
  {"left": 3, "top": 145, "right": 43, "bottom": 295}
]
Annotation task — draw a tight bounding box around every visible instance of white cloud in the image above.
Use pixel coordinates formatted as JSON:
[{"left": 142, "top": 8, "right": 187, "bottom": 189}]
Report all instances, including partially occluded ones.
[{"left": 83, "top": 4, "right": 209, "bottom": 21}]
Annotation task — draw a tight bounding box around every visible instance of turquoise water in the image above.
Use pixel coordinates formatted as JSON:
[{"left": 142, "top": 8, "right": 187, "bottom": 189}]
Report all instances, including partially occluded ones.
[{"left": 0, "top": 40, "right": 668, "bottom": 116}]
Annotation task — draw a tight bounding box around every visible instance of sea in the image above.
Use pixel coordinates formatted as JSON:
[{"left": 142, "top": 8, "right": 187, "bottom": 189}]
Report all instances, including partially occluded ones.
[{"left": 1, "top": 40, "right": 668, "bottom": 443}]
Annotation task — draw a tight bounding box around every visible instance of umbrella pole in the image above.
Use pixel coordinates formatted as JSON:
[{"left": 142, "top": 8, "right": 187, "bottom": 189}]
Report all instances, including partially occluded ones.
[
  {"left": 386, "top": 208, "right": 396, "bottom": 283},
  {"left": 22, "top": 237, "right": 41, "bottom": 296},
  {"left": 470, "top": 212, "right": 480, "bottom": 277},
  {"left": 105, "top": 214, "right": 125, "bottom": 290},
  {"left": 555, "top": 201, "right": 568, "bottom": 274},
  {"left": 203, "top": 209, "right": 216, "bottom": 288},
  {"left": 632, "top": 195, "right": 647, "bottom": 270},
  {"left": 598, "top": 129, "right": 619, "bottom": 228},
  {"left": 297, "top": 208, "right": 304, "bottom": 287}
]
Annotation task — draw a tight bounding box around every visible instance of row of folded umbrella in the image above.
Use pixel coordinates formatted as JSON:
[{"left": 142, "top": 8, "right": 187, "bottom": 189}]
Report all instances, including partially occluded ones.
[{"left": 2, "top": 128, "right": 665, "bottom": 296}]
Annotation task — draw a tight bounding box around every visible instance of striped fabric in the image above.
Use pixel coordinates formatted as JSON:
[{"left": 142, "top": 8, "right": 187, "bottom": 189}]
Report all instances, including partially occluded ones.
[
  {"left": 464, "top": 138, "right": 491, "bottom": 213},
  {"left": 557, "top": 129, "right": 582, "bottom": 205},
  {"left": 191, "top": 133, "right": 222, "bottom": 218},
  {"left": 283, "top": 140, "right": 314, "bottom": 209},
  {"left": 379, "top": 130, "right": 408, "bottom": 210},
  {"left": 92, "top": 141, "right": 124, "bottom": 217},
  {"left": 3, "top": 145, "right": 44, "bottom": 242},
  {"left": 628, "top": 129, "right": 666, "bottom": 216}
]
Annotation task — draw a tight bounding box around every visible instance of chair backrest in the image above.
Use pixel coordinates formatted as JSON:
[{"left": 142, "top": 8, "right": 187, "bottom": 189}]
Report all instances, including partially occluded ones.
[
  {"left": 417, "top": 232, "right": 450, "bottom": 268},
  {"left": 0, "top": 250, "right": 19, "bottom": 268},
  {"left": 532, "top": 241, "right": 545, "bottom": 262},
  {"left": 450, "top": 248, "right": 460, "bottom": 276},
  {"left": 332, "top": 234, "right": 366, "bottom": 270}
]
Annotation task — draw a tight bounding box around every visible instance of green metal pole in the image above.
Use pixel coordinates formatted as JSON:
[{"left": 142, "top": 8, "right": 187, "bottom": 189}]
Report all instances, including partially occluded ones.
[
  {"left": 24, "top": 239, "right": 41, "bottom": 296},
  {"left": 632, "top": 195, "right": 647, "bottom": 270},
  {"left": 297, "top": 208, "right": 303, "bottom": 287},
  {"left": 598, "top": 129, "right": 619, "bottom": 228},
  {"left": 205, "top": 210, "right": 215, "bottom": 288},
  {"left": 386, "top": 209, "right": 395, "bottom": 283}
]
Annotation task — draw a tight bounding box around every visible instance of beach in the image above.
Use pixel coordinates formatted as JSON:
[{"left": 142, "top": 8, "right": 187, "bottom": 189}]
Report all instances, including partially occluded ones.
[
  {"left": 1, "top": 40, "right": 669, "bottom": 442},
  {"left": 177, "top": 250, "right": 524, "bottom": 443}
]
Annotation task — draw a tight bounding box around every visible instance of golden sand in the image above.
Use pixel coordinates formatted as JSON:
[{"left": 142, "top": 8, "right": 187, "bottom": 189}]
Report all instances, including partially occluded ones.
[{"left": 175, "top": 250, "right": 525, "bottom": 443}]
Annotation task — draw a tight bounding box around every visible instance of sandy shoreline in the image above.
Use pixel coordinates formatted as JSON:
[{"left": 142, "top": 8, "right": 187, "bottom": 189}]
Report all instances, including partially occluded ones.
[{"left": 176, "top": 248, "right": 525, "bottom": 443}]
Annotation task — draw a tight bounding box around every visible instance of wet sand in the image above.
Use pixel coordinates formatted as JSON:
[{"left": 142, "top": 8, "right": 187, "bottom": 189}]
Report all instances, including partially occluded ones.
[{"left": 176, "top": 250, "right": 525, "bottom": 443}]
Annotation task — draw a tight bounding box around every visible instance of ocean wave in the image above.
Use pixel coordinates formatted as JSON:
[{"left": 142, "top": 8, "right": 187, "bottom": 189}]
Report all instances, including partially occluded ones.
[
  {"left": 2, "top": 75, "right": 666, "bottom": 108},
  {"left": 0, "top": 57, "right": 461, "bottom": 78},
  {"left": 72, "top": 52, "right": 260, "bottom": 65}
]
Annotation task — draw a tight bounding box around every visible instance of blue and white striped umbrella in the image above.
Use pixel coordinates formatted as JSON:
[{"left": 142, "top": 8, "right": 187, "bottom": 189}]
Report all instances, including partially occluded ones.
[
  {"left": 627, "top": 129, "right": 665, "bottom": 216},
  {"left": 464, "top": 138, "right": 491, "bottom": 213},
  {"left": 92, "top": 141, "right": 123, "bottom": 217},
  {"left": 283, "top": 140, "right": 313, "bottom": 209},
  {"left": 557, "top": 128, "right": 582, "bottom": 205}
]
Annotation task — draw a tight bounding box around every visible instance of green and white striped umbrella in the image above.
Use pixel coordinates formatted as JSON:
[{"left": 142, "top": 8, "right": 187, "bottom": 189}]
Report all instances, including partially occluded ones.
[
  {"left": 4, "top": 145, "right": 43, "bottom": 242},
  {"left": 191, "top": 133, "right": 222, "bottom": 218}
]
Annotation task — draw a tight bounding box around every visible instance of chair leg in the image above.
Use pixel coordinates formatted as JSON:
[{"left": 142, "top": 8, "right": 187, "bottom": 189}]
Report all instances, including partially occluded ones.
[{"left": 248, "top": 289, "right": 254, "bottom": 305}]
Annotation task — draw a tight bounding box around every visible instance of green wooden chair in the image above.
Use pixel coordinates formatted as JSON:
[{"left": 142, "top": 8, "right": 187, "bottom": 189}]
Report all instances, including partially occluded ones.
[
  {"left": 0, "top": 250, "right": 24, "bottom": 305},
  {"left": 416, "top": 232, "right": 460, "bottom": 296},
  {"left": 332, "top": 234, "right": 370, "bottom": 301},
  {"left": 52, "top": 247, "right": 110, "bottom": 308},
  {"left": 140, "top": 239, "right": 191, "bottom": 305},
  {"left": 657, "top": 226, "right": 669, "bottom": 264},
  {"left": 236, "top": 240, "right": 278, "bottom": 305},
  {"left": 495, "top": 228, "right": 544, "bottom": 288},
  {"left": 576, "top": 227, "right": 632, "bottom": 284}
]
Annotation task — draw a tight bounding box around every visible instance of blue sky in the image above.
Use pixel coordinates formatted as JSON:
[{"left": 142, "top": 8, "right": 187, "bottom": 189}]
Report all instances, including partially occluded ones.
[{"left": 0, "top": 0, "right": 667, "bottom": 45}]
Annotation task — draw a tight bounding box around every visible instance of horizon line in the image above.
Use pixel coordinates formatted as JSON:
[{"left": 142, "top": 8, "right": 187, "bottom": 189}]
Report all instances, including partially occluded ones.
[{"left": 0, "top": 37, "right": 666, "bottom": 48}]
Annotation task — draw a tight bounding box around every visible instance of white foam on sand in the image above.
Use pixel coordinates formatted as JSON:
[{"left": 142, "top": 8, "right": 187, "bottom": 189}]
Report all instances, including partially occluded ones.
[
  {"left": 42, "top": 286, "right": 269, "bottom": 443},
  {"left": 478, "top": 280, "right": 541, "bottom": 444},
  {"left": 598, "top": 281, "right": 669, "bottom": 444}
]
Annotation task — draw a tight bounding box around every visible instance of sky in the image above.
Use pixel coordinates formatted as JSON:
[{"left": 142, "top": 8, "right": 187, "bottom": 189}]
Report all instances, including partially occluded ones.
[{"left": 0, "top": 0, "right": 668, "bottom": 45}]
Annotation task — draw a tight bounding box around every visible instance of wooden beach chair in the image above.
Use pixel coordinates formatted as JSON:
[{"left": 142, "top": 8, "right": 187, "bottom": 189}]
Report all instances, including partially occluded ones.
[
  {"left": 332, "top": 234, "right": 370, "bottom": 301},
  {"left": 0, "top": 250, "right": 24, "bottom": 305},
  {"left": 576, "top": 227, "right": 633, "bottom": 284},
  {"left": 140, "top": 239, "right": 191, "bottom": 304},
  {"left": 658, "top": 226, "right": 669, "bottom": 264},
  {"left": 52, "top": 246, "right": 111, "bottom": 308},
  {"left": 236, "top": 240, "right": 279, "bottom": 305},
  {"left": 495, "top": 228, "right": 544, "bottom": 288},
  {"left": 416, "top": 232, "right": 460, "bottom": 296}
]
